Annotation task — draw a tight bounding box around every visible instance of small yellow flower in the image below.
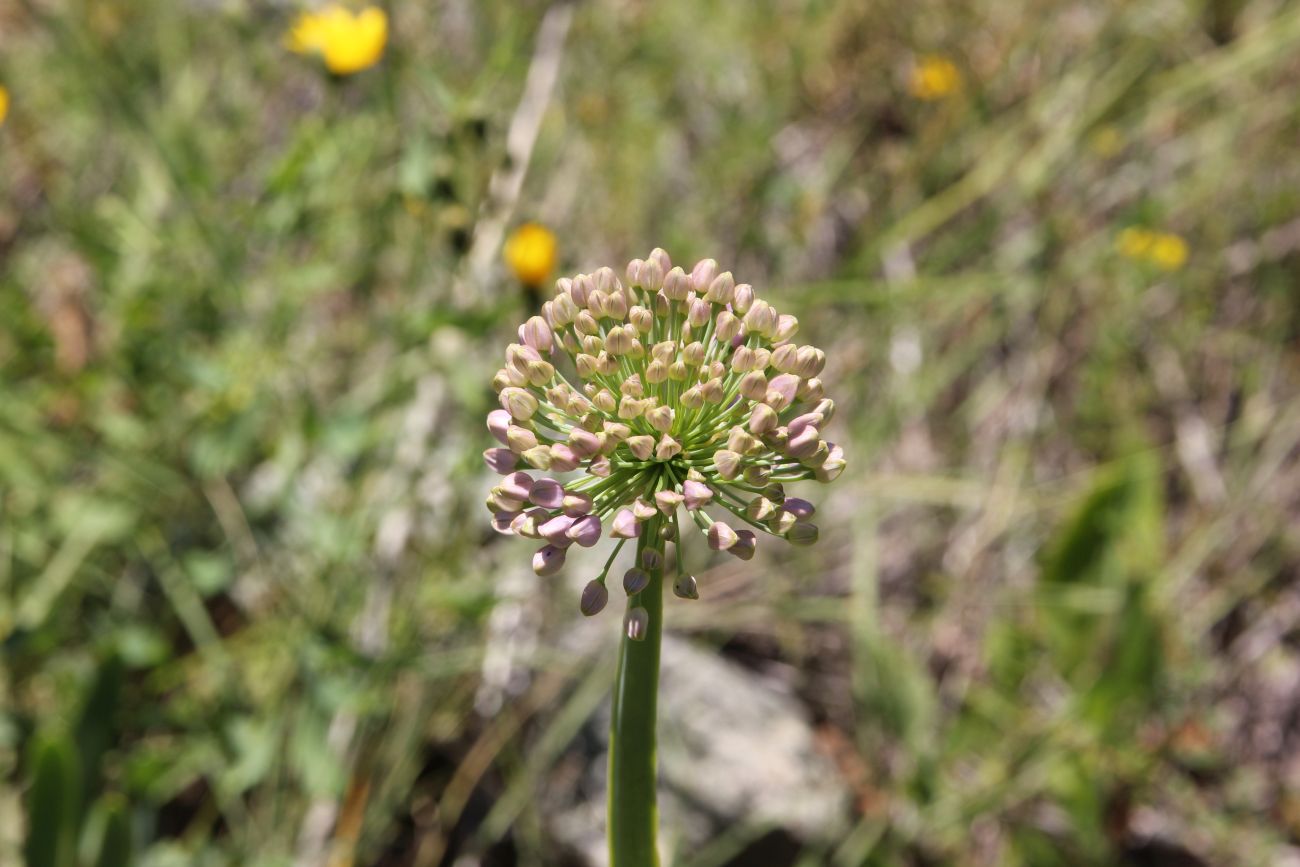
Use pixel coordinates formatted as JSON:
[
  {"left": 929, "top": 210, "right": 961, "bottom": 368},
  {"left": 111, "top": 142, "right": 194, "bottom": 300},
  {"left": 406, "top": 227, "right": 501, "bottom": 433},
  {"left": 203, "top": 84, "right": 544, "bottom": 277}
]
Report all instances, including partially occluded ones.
[
  {"left": 504, "top": 224, "right": 558, "bottom": 288},
  {"left": 1117, "top": 227, "right": 1187, "bottom": 271},
  {"left": 0, "top": 86, "right": 9, "bottom": 126},
  {"left": 288, "top": 5, "right": 387, "bottom": 76},
  {"left": 1148, "top": 233, "right": 1188, "bottom": 271},
  {"left": 910, "top": 56, "right": 962, "bottom": 101}
]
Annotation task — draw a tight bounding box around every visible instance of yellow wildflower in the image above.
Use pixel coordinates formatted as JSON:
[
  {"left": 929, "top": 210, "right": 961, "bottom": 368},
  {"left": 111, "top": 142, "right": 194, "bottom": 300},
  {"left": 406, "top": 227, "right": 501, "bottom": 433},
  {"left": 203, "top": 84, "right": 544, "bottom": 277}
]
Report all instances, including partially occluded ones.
[
  {"left": 1148, "top": 233, "right": 1188, "bottom": 271},
  {"left": 910, "top": 56, "right": 962, "bottom": 101},
  {"left": 504, "top": 224, "right": 558, "bottom": 288},
  {"left": 288, "top": 5, "right": 387, "bottom": 76},
  {"left": 0, "top": 86, "right": 8, "bottom": 126},
  {"left": 1117, "top": 227, "right": 1187, "bottom": 271}
]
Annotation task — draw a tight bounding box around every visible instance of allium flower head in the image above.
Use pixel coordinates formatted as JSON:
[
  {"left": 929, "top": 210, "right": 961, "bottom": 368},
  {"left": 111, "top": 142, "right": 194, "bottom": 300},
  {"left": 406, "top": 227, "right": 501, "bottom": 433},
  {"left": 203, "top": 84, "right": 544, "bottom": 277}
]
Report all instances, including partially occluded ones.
[{"left": 485, "top": 249, "right": 844, "bottom": 618}]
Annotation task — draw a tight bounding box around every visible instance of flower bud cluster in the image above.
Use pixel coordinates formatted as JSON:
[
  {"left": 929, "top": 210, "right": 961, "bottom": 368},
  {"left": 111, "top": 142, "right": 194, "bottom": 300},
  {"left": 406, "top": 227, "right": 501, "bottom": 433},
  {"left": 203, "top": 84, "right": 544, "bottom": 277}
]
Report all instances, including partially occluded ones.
[{"left": 485, "top": 249, "right": 845, "bottom": 626}]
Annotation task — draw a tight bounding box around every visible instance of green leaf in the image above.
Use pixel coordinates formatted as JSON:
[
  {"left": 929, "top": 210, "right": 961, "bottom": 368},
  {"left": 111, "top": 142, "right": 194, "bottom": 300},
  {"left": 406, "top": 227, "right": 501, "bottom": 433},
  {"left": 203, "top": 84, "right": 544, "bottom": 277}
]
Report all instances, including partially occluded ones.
[{"left": 24, "top": 734, "right": 81, "bottom": 867}]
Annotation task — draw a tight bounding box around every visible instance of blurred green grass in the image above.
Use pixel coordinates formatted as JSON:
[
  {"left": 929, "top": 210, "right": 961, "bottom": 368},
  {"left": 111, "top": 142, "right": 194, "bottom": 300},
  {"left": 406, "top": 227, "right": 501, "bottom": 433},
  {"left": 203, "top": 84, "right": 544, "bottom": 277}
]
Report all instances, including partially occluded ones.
[{"left": 3, "top": 0, "right": 1300, "bottom": 865}]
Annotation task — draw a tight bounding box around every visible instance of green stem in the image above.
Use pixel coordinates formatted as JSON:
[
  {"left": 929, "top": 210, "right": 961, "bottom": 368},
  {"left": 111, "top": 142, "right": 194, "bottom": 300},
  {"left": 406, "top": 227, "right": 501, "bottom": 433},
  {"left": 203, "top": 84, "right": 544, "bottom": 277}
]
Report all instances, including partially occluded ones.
[{"left": 608, "top": 527, "right": 664, "bottom": 866}]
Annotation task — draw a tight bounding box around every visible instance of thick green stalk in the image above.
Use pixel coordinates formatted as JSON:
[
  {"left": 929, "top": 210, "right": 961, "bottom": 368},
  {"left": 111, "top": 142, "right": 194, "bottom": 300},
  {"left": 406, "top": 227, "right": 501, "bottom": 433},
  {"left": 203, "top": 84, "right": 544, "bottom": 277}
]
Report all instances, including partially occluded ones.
[{"left": 608, "top": 528, "right": 664, "bottom": 867}]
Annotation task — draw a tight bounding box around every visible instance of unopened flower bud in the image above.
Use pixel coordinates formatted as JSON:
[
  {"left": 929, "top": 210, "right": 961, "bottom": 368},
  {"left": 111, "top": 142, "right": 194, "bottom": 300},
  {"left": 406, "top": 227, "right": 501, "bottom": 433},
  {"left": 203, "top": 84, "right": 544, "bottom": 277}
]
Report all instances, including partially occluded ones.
[
  {"left": 624, "top": 435, "right": 653, "bottom": 461},
  {"left": 701, "top": 378, "right": 726, "bottom": 404},
  {"left": 746, "top": 496, "right": 777, "bottom": 522},
  {"left": 681, "top": 386, "right": 705, "bottom": 409},
  {"left": 625, "top": 258, "right": 645, "bottom": 287},
  {"left": 500, "top": 387, "right": 538, "bottom": 420},
  {"left": 682, "top": 341, "right": 706, "bottom": 366},
  {"left": 485, "top": 448, "right": 519, "bottom": 475},
  {"left": 673, "top": 573, "right": 700, "bottom": 600},
  {"left": 769, "top": 509, "right": 798, "bottom": 534},
  {"left": 688, "top": 298, "right": 711, "bottom": 327},
  {"left": 487, "top": 409, "right": 512, "bottom": 444},
  {"left": 774, "top": 314, "right": 799, "bottom": 343},
  {"left": 580, "top": 580, "right": 608, "bottom": 616},
  {"left": 749, "top": 403, "right": 778, "bottom": 435},
  {"left": 797, "top": 377, "right": 824, "bottom": 402},
  {"left": 611, "top": 508, "right": 641, "bottom": 538},
  {"left": 568, "top": 514, "right": 602, "bottom": 546},
  {"left": 705, "top": 271, "right": 735, "bottom": 305},
  {"left": 646, "top": 405, "right": 675, "bottom": 433},
  {"left": 629, "top": 305, "right": 654, "bottom": 332},
  {"left": 732, "top": 283, "right": 755, "bottom": 314},
  {"left": 663, "top": 266, "right": 690, "bottom": 301},
  {"left": 739, "top": 371, "right": 768, "bottom": 401},
  {"left": 632, "top": 498, "right": 658, "bottom": 521},
  {"left": 625, "top": 606, "right": 649, "bottom": 641},
  {"left": 501, "top": 471, "right": 534, "bottom": 502},
  {"left": 521, "top": 445, "right": 553, "bottom": 469},
  {"left": 563, "top": 491, "right": 595, "bottom": 516},
  {"left": 655, "top": 434, "right": 682, "bottom": 460},
  {"left": 528, "top": 478, "right": 565, "bottom": 509},
  {"left": 668, "top": 360, "right": 688, "bottom": 381},
  {"left": 654, "top": 490, "right": 683, "bottom": 515},
  {"left": 788, "top": 522, "right": 819, "bottom": 546},
  {"left": 743, "top": 465, "right": 771, "bottom": 486},
  {"left": 574, "top": 310, "right": 599, "bottom": 335},
  {"left": 815, "top": 444, "right": 846, "bottom": 482},
  {"left": 728, "top": 530, "right": 757, "bottom": 560},
  {"left": 540, "top": 514, "right": 576, "bottom": 546},
  {"left": 765, "top": 373, "right": 800, "bottom": 411},
  {"left": 714, "top": 449, "right": 742, "bottom": 479},
  {"left": 533, "top": 545, "right": 566, "bottom": 576},
  {"left": 715, "top": 311, "right": 742, "bottom": 343},
  {"left": 786, "top": 425, "right": 821, "bottom": 458},
  {"left": 640, "top": 257, "right": 664, "bottom": 293},
  {"left": 568, "top": 428, "right": 601, "bottom": 458},
  {"left": 623, "top": 567, "right": 650, "bottom": 595},
  {"left": 683, "top": 480, "right": 713, "bottom": 510},
  {"left": 618, "top": 396, "right": 646, "bottom": 419},
  {"left": 522, "top": 316, "right": 553, "bottom": 353},
  {"left": 645, "top": 359, "right": 668, "bottom": 384},
  {"left": 588, "top": 455, "right": 612, "bottom": 477},
  {"left": 794, "top": 346, "right": 825, "bottom": 378},
  {"left": 690, "top": 258, "right": 720, "bottom": 293},
  {"left": 549, "top": 444, "right": 580, "bottom": 472},
  {"left": 708, "top": 521, "right": 739, "bottom": 550}
]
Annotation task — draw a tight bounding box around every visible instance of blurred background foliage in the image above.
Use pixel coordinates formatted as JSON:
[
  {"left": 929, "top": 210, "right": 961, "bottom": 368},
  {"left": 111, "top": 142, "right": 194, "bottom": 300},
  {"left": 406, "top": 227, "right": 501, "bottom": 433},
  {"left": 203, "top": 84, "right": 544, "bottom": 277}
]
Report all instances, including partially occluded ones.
[{"left": 2, "top": 0, "right": 1300, "bottom": 865}]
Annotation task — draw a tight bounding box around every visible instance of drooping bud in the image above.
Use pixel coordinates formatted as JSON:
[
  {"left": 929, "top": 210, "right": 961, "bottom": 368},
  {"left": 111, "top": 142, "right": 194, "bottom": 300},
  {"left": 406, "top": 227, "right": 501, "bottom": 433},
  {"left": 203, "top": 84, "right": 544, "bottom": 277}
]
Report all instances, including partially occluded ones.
[
  {"left": 540, "top": 514, "right": 577, "bottom": 546},
  {"left": 728, "top": 530, "right": 757, "bottom": 560},
  {"left": 611, "top": 509, "right": 641, "bottom": 538},
  {"left": 786, "top": 425, "right": 821, "bottom": 458},
  {"left": 529, "top": 478, "right": 566, "bottom": 509},
  {"left": 654, "top": 490, "right": 684, "bottom": 515},
  {"left": 501, "top": 471, "right": 534, "bottom": 502},
  {"left": 484, "top": 448, "right": 519, "bottom": 475},
  {"left": 707, "top": 521, "right": 739, "bottom": 550},
  {"left": 625, "top": 606, "right": 649, "bottom": 641},
  {"left": 580, "top": 580, "right": 609, "bottom": 616},
  {"left": 787, "top": 522, "right": 819, "bottom": 546},
  {"left": 487, "top": 409, "right": 512, "bottom": 445},
  {"left": 568, "top": 428, "right": 602, "bottom": 458},
  {"left": 673, "top": 573, "right": 700, "bottom": 600},
  {"left": 746, "top": 496, "right": 777, "bottom": 522},
  {"left": 633, "top": 498, "right": 658, "bottom": 521},
  {"left": 549, "top": 444, "right": 581, "bottom": 472},
  {"left": 532, "top": 544, "right": 566, "bottom": 576},
  {"left": 563, "top": 491, "right": 595, "bottom": 516},
  {"left": 521, "top": 445, "right": 553, "bottom": 470},
  {"left": 623, "top": 567, "right": 650, "bottom": 595},
  {"left": 781, "top": 497, "right": 816, "bottom": 518},
  {"left": 500, "top": 387, "right": 538, "bottom": 420},
  {"left": 641, "top": 547, "right": 664, "bottom": 570},
  {"left": 682, "top": 480, "right": 713, "bottom": 510},
  {"left": 567, "top": 514, "right": 602, "bottom": 547}
]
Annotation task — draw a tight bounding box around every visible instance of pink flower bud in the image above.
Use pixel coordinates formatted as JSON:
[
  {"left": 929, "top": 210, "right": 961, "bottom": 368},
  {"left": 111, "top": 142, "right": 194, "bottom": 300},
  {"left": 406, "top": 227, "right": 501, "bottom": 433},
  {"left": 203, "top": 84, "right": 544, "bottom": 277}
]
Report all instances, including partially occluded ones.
[
  {"left": 487, "top": 409, "right": 512, "bottom": 444},
  {"left": 682, "top": 480, "right": 713, "bottom": 510},
  {"left": 688, "top": 297, "right": 711, "bottom": 327},
  {"left": 797, "top": 377, "right": 824, "bottom": 402},
  {"left": 632, "top": 498, "right": 658, "bottom": 521},
  {"left": 549, "top": 444, "right": 580, "bottom": 472},
  {"left": 571, "top": 273, "right": 594, "bottom": 305},
  {"left": 640, "top": 257, "right": 664, "bottom": 293},
  {"left": 623, "top": 567, "right": 650, "bottom": 595},
  {"left": 640, "top": 547, "right": 663, "bottom": 571},
  {"left": 501, "top": 471, "right": 534, "bottom": 502},
  {"left": 815, "top": 443, "right": 845, "bottom": 482},
  {"left": 728, "top": 531, "right": 757, "bottom": 560},
  {"left": 705, "top": 271, "right": 735, "bottom": 305},
  {"left": 625, "top": 606, "right": 649, "bottom": 641},
  {"left": 731, "top": 283, "right": 755, "bottom": 314},
  {"left": 506, "top": 425, "right": 539, "bottom": 454},
  {"left": 580, "top": 580, "right": 609, "bottom": 616},
  {"left": 484, "top": 448, "right": 518, "bottom": 474},
  {"left": 788, "top": 412, "right": 823, "bottom": 438},
  {"left": 715, "top": 311, "right": 741, "bottom": 343},
  {"left": 786, "top": 425, "right": 820, "bottom": 458},
  {"left": 522, "top": 315, "right": 553, "bottom": 353},
  {"left": 562, "top": 491, "right": 594, "bottom": 516},
  {"left": 774, "top": 314, "right": 799, "bottom": 343},
  {"left": 739, "top": 371, "right": 768, "bottom": 401},
  {"left": 782, "top": 497, "right": 816, "bottom": 519},
  {"left": 655, "top": 435, "right": 682, "bottom": 460},
  {"left": 646, "top": 406, "right": 674, "bottom": 433},
  {"left": 682, "top": 341, "right": 706, "bottom": 366},
  {"left": 568, "top": 428, "right": 601, "bottom": 458},
  {"left": 771, "top": 343, "right": 799, "bottom": 373},
  {"left": 708, "top": 521, "right": 739, "bottom": 551},
  {"left": 540, "top": 514, "right": 576, "bottom": 546},
  {"left": 749, "top": 403, "right": 779, "bottom": 435},
  {"left": 529, "top": 478, "right": 565, "bottom": 509},
  {"left": 765, "top": 373, "right": 800, "bottom": 412},
  {"left": 588, "top": 455, "right": 612, "bottom": 477},
  {"left": 681, "top": 386, "right": 705, "bottom": 409},
  {"left": 611, "top": 509, "right": 641, "bottom": 538},
  {"left": 663, "top": 266, "right": 690, "bottom": 301},
  {"left": 491, "top": 513, "right": 516, "bottom": 535},
  {"left": 500, "top": 386, "right": 539, "bottom": 420},
  {"left": 566, "top": 514, "right": 602, "bottom": 547},
  {"left": 691, "top": 258, "right": 720, "bottom": 293},
  {"left": 626, "top": 435, "right": 654, "bottom": 461},
  {"left": 532, "top": 545, "right": 566, "bottom": 577},
  {"left": 654, "top": 490, "right": 684, "bottom": 515}
]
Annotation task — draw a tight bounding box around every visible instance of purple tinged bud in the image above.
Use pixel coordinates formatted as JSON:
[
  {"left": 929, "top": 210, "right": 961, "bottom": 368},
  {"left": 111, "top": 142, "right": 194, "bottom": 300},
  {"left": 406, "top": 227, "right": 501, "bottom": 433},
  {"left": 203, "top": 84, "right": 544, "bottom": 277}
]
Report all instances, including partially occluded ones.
[
  {"left": 765, "top": 373, "right": 800, "bottom": 411},
  {"left": 491, "top": 513, "right": 516, "bottom": 534},
  {"left": 749, "top": 403, "right": 779, "bottom": 435},
  {"left": 632, "top": 498, "right": 658, "bottom": 521},
  {"left": 654, "top": 490, "right": 684, "bottom": 515},
  {"left": 681, "top": 386, "right": 705, "bottom": 409},
  {"left": 682, "top": 480, "right": 713, "bottom": 510},
  {"left": 708, "top": 521, "right": 739, "bottom": 551},
  {"left": 522, "top": 315, "right": 554, "bottom": 353},
  {"left": 787, "top": 522, "right": 819, "bottom": 546},
  {"left": 771, "top": 343, "right": 799, "bottom": 373},
  {"left": 731, "top": 283, "right": 755, "bottom": 314},
  {"left": 625, "top": 606, "right": 649, "bottom": 641},
  {"left": 715, "top": 311, "right": 741, "bottom": 343},
  {"left": 580, "top": 580, "right": 609, "bottom": 616},
  {"left": 705, "top": 271, "right": 735, "bottom": 305},
  {"left": 786, "top": 425, "right": 821, "bottom": 458},
  {"left": 562, "top": 491, "right": 594, "bottom": 516},
  {"left": 529, "top": 478, "right": 566, "bottom": 509},
  {"left": 801, "top": 441, "right": 830, "bottom": 468},
  {"left": 623, "top": 567, "right": 650, "bottom": 595},
  {"left": 701, "top": 378, "right": 726, "bottom": 404},
  {"left": 568, "top": 428, "right": 602, "bottom": 458},
  {"left": 815, "top": 444, "right": 846, "bottom": 482},
  {"left": 484, "top": 448, "right": 519, "bottom": 474},
  {"left": 739, "top": 371, "right": 768, "bottom": 401},
  {"left": 640, "top": 548, "right": 663, "bottom": 570},
  {"left": 682, "top": 341, "right": 706, "bottom": 366},
  {"left": 691, "top": 258, "right": 720, "bottom": 293},
  {"left": 595, "top": 265, "right": 621, "bottom": 294},
  {"left": 488, "top": 409, "right": 512, "bottom": 444},
  {"left": 789, "top": 412, "right": 824, "bottom": 437},
  {"left": 572, "top": 274, "right": 595, "bottom": 305},
  {"left": 626, "top": 435, "right": 654, "bottom": 461},
  {"left": 611, "top": 509, "right": 641, "bottom": 538},
  {"left": 731, "top": 346, "right": 756, "bottom": 372},
  {"left": 648, "top": 247, "right": 672, "bottom": 274},
  {"left": 549, "top": 444, "right": 580, "bottom": 472},
  {"left": 774, "top": 314, "right": 799, "bottom": 343},
  {"left": 728, "top": 530, "right": 757, "bottom": 560},
  {"left": 629, "top": 306, "right": 653, "bottom": 332},
  {"left": 646, "top": 406, "right": 675, "bottom": 433},
  {"left": 688, "top": 297, "right": 712, "bottom": 327},
  {"left": 540, "top": 514, "right": 577, "bottom": 546},
  {"left": 673, "top": 573, "right": 699, "bottom": 600},
  {"left": 714, "top": 449, "right": 742, "bottom": 480},
  {"left": 533, "top": 545, "right": 567, "bottom": 577},
  {"left": 588, "top": 455, "right": 612, "bottom": 477},
  {"left": 640, "top": 258, "right": 665, "bottom": 293},
  {"left": 567, "top": 514, "right": 602, "bottom": 547},
  {"left": 797, "top": 377, "right": 825, "bottom": 402},
  {"left": 782, "top": 497, "right": 817, "bottom": 518},
  {"left": 501, "top": 471, "right": 534, "bottom": 502}
]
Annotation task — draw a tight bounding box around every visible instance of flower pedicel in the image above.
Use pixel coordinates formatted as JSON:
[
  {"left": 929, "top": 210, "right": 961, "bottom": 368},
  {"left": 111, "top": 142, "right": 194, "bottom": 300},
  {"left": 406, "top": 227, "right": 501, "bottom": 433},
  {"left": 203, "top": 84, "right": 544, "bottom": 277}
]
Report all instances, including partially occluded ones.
[{"left": 484, "top": 249, "right": 844, "bottom": 633}]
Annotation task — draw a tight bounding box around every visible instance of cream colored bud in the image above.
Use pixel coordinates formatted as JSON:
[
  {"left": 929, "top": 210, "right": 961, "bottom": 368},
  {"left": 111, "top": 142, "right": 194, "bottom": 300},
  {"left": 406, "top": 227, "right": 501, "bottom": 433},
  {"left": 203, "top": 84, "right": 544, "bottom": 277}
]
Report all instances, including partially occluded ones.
[
  {"left": 551, "top": 292, "right": 578, "bottom": 326},
  {"left": 618, "top": 395, "right": 646, "bottom": 419},
  {"left": 521, "top": 445, "right": 553, "bottom": 469},
  {"left": 739, "top": 370, "right": 768, "bottom": 401},
  {"left": 690, "top": 258, "right": 720, "bottom": 293},
  {"left": 640, "top": 257, "right": 664, "bottom": 293},
  {"left": 731, "top": 346, "right": 756, "bottom": 372},
  {"left": 728, "top": 426, "right": 762, "bottom": 455},
  {"left": 743, "top": 300, "right": 777, "bottom": 337},
  {"left": 605, "top": 326, "right": 633, "bottom": 355},
  {"left": 732, "top": 283, "right": 755, "bottom": 314},
  {"left": 743, "top": 464, "right": 771, "bottom": 486},
  {"left": 794, "top": 345, "right": 825, "bottom": 378},
  {"left": 652, "top": 340, "right": 676, "bottom": 363},
  {"left": 705, "top": 271, "right": 735, "bottom": 305},
  {"left": 574, "top": 310, "right": 599, "bottom": 335},
  {"left": 774, "top": 314, "right": 799, "bottom": 343},
  {"left": 746, "top": 496, "right": 777, "bottom": 522},
  {"left": 604, "top": 289, "right": 629, "bottom": 320},
  {"left": 688, "top": 298, "right": 712, "bottom": 327},
  {"left": 797, "top": 377, "right": 824, "bottom": 402},
  {"left": 749, "top": 403, "right": 779, "bottom": 434},
  {"left": 701, "top": 378, "right": 726, "bottom": 404},
  {"left": 525, "top": 359, "right": 555, "bottom": 386},
  {"left": 629, "top": 305, "right": 653, "bottom": 333},
  {"left": 593, "top": 388, "right": 617, "bottom": 413},
  {"left": 646, "top": 359, "right": 669, "bottom": 384},
  {"left": 668, "top": 361, "right": 687, "bottom": 381},
  {"left": 771, "top": 343, "right": 799, "bottom": 373},
  {"left": 500, "top": 387, "right": 539, "bottom": 420},
  {"left": 576, "top": 354, "right": 598, "bottom": 379},
  {"left": 581, "top": 335, "right": 604, "bottom": 356},
  {"left": 655, "top": 434, "right": 682, "bottom": 460},
  {"left": 681, "top": 386, "right": 705, "bottom": 409},
  {"left": 627, "top": 338, "right": 645, "bottom": 360},
  {"left": 626, "top": 435, "right": 654, "bottom": 461},
  {"left": 715, "top": 311, "right": 742, "bottom": 343},
  {"left": 646, "top": 405, "right": 675, "bottom": 433},
  {"left": 713, "top": 449, "right": 742, "bottom": 480},
  {"left": 682, "top": 341, "right": 705, "bottom": 366},
  {"left": 598, "top": 353, "right": 619, "bottom": 375},
  {"left": 663, "top": 266, "right": 690, "bottom": 301},
  {"left": 604, "top": 421, "right": 632, "bottom": 441},
  {"left": 594, "top": 266, "right": 620, "bottom": 294},
  {"left": 625, "top": 258, "right": 645, "bottom": 287}
]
